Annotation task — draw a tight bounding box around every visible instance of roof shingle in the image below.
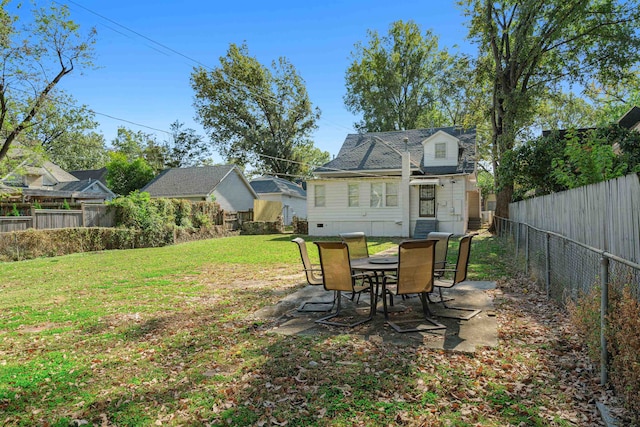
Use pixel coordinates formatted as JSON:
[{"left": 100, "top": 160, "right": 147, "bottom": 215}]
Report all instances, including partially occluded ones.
[
  {"left": 315, "top": 127, "right": 476, "bottom": 176},
  {"left": 142, "top": 165, "right": 236, "bottom": 197}
]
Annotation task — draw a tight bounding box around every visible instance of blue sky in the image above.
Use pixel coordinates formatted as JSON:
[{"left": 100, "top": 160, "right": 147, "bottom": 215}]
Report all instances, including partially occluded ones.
[{"left": 45, "top": 0, "right": 474, "bottom": 161}]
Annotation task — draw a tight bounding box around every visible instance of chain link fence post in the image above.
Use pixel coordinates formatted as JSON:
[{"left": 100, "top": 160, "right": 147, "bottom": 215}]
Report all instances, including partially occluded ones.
[
  {"left": 525, "top": 225, "right": 529, "bottom": 276},
  {"left": 600, "top": 255, "right": 610, "bottom": 386},
  {"left": 545, "top": 233, "right": 551, "bottom": 299}
]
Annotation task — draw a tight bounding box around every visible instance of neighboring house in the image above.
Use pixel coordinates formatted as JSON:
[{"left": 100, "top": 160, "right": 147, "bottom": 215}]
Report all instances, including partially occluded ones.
[
  {"left": 70, "top": 167, "right": 109, "bottom": 187},
  {"left": 618, "top": 105, "right": 640, "bottom": 132},
  {"left": 308, "top": 127, "right": 481, "bottom": 237},
  {"left": 141, "top": 165, "right": 258, "bottom": 212},
  {"left": 2, "top": 158, "right": 115, "bottom": 202},
  {"left": 250, "top": 176, "right": 307, "bottom": 225}
]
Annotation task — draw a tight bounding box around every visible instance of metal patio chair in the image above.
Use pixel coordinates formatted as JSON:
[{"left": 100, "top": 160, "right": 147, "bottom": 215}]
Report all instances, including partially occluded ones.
[
  {"left": 432, "top": 234, "right": 481, "bottom": 320},
  {"left": 339, "top": 231, "right": 370, "bottom": 260},
  {"left": 339, "top": 231, "right": 374, "bottom": 302},
  {"left": 314, "top": 241, "right": 375, "bottom": 328},
  {"left": 427, "top": 232, "right": 454, "bottom": 274},
  {"left": 292, "top": 238, "right": 335, "bottom": 312},
  {"left": 381, "top": 239, "right": 446, "bottom": 333}
]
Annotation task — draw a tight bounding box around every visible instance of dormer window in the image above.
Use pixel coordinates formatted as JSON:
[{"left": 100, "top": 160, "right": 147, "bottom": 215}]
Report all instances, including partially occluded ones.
[{"left": 422, "top": 130, "right": 460, "bottom": 167}]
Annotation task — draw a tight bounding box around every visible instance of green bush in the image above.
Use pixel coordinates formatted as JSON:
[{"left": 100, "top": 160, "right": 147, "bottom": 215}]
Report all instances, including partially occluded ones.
[
  {"left": 0, "top": 228, "right": 140, "bottom": 261},
  {"left": 0, "top": 196, "right": 224, "bottom": 261}
]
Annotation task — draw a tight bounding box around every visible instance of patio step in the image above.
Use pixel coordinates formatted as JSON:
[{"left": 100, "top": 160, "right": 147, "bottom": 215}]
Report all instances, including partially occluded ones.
[
  {"left": 413, "top": 219, "right": 438, "bottom": 238},
  {"left": 468, "top": 218, "right": 482, "bottom": 230}
]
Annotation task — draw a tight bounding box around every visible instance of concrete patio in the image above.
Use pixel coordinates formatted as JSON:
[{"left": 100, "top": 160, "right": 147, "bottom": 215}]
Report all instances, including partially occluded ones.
[{"left": 252, "top": 280, "right": 498, "bottom": 352}]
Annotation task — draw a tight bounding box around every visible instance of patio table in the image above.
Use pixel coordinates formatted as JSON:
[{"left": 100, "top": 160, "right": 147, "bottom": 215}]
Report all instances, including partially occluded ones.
[{"left": 351, "top": 255, "right": 405, "bottom": 316}]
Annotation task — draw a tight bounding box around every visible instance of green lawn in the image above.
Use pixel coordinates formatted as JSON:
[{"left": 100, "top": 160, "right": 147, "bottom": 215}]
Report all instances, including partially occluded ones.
[{"left": 0, "top": 233, "right": 591, "bottom": 426}]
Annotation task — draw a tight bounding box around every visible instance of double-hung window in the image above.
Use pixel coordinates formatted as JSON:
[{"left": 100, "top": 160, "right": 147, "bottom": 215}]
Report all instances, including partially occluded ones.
[
  {"left": 370, "top": 182, "right": 398, "bottom": 207},
  {"left": 348, "top": 184, "right": 359, "bottom": 207},
  {"left": 314, "top": 184, "right": 325, "bottom": 207}
]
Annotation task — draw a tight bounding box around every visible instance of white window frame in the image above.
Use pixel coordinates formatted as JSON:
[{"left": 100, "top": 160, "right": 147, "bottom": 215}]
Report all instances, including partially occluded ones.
[
  {"left": 385, "top": 183, "right": 398, "bottom": 207},
  {"left": 435, "top": 142, "right": 447, "bottom": 159},
  {"left": 314, "top": 184, "right": 325, "bottom": 207},
  {"left": 348, "top": 183, "right": 359, "bottom": 207},
  {"left": 370, "top": 182, "right": 398, "bottom": 208}
]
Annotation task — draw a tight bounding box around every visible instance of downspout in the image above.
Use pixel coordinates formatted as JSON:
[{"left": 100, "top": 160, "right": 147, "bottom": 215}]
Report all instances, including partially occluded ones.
[{"left": 401, "top": 138, "right": 410, "bottom": 237}]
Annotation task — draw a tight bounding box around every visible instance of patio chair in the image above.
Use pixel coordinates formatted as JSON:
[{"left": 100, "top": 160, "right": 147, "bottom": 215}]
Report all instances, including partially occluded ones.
[
  {"left": 292, "top": 238, "right": 335, "bottom": 312},
  {"left": 425, "top": 232, "right": 454, "bottom": 303},
  {"left": 381, "top": 239, "right": 446, "bottom": 333},
  {"left": 339, "top": 232, "right": 369, "bottom": 260},
  {"left": 432, "top": 234, "right": 481, "bottom": 320},
  {"left": 339, "top": 231, "right": 374, "bottom": 302},
  {"left": 426, "top": 232, "right": 454, "bottom": 274},
  {"left": 314, "top": 241, "right": 375, "bottom": 328}
]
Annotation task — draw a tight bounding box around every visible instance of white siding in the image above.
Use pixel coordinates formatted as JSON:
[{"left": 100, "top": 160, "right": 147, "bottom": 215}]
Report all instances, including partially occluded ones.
[
  {"left": 214, "top": 171, "right": 256, "bottom": 211},
  {"left": 308, "top": 179, "right": 404, "bottom": 236},
  {"left": 309, "top": 174, "right": 475, "bottom": 237},
  {"left": 422, "top": 131, "right": 459, "bottom": 168},
  {"left": 409, "top": 176, "right": 466, "bottom": 235}
]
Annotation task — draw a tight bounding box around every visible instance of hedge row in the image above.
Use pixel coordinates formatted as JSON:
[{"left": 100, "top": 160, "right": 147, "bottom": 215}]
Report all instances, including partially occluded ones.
[{"left": 0, "top": 228, "right": 144, "bottom": 261}]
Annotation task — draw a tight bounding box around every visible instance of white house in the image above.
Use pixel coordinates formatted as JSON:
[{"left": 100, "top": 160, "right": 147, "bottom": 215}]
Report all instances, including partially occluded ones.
[
  {"left": 249, "top": 176, "right": 307, "bottom": 225},
  {"left": 307, "top": 127, "right": 481, "bottom": 237}
]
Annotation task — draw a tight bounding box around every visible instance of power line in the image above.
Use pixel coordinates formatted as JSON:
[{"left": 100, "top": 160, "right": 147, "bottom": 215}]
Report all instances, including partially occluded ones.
[
  {"left": 9, "top": 86, "right": 173, "bottom": 136},
  {"left": 56, "top": 0, "right": 356, "bottom": 135}
]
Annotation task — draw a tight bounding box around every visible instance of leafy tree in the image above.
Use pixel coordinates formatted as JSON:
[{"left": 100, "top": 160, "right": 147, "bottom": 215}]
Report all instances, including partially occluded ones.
[
  {"left": 533, "top": 92, "right": 599, "bottom": 134},
  {"left": 586, "top": 76, "right": 640, "bottom": 125},
  {"left": 162, "top": 120, "right": 210, "bottom": 168},
  {"left": 292, "top": 144, "right": 331, "bottom": 179},
  {"left": 0, "top": 1, "right": 96, "bottom": 163},
  {"left": 111, "top": 127, "right": 166, "bottom": 173},
  {"left": 476, "top": 169, "right": 496, "bottom": 203},
  {"left": 191, "top": 43, "right": 321, "bottom": 178},
  {"left": 105, "top": 152, "right": 155, "bottom": 196},
  {"left": 345, "top": 20, "right": 463, "bottom": 132},
  {"left": 23, "top": 93, "right": 107, "bottom": 170},
  {"left": 505, "top": 124, "right": 640, "bottom": 198},
  {"left": 504, "top": 131, "right": 568, "bottom": 200},
  {"left": 463, "top": 0, "right": 640, "bottom": 222},
  {"left": 552, "top": 128, "right": 629, "bottom": 189}
]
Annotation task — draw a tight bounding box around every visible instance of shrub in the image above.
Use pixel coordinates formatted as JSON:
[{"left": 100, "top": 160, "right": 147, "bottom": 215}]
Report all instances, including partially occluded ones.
[
  {"left": 567, "top": 286, "right": 603, "bottom": 365},
  {"left": 568, "top": 284, "right": 640, "bottom": 421},
  {"left": 608, "top": 287, "right": 640, "bottom": 419},
  {"left": 0, "top": 228, "right": 140, "bottom": 261},
  {"left": 172, "top": 199, "right": 193, "bottom": 228}
]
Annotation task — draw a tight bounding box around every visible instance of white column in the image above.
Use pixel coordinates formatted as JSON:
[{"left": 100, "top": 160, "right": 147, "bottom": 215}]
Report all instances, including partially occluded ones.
[{"left": 401, "top": 151, "right": 411, "bottom": 237}]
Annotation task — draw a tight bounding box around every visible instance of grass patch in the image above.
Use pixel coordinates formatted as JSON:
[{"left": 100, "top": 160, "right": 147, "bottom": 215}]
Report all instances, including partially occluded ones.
[{"left": 0, "top": 233, "right": 597, "bottom": 425}]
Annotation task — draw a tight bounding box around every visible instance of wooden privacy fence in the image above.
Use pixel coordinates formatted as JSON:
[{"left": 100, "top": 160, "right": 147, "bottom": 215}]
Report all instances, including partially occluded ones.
[
  {"left": 254, "top": 200, "right": 282, "bottom": 222},
  {"left": 509, "top": 173, "right": 640, "bottom": 265},
  {"left": 0, "top": 204, "right": 115, "bottom": 233}
]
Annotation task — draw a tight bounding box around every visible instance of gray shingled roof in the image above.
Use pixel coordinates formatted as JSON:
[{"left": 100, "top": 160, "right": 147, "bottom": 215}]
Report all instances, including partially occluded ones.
[
  {"left": 54, "top": 180, "right": 94, "bottom": 192},
  {"left": 315, "top": 127, "right": 476, "bottom": 176},
  {"left": 250, "top": 176, "right": 306, "bottom": 198},
  {"left": 141, "top": 165, "right": 237, "bottom": 197},
  {"left": 618, "top": 106, "right": 640, "bottom": 129},
  {"left": 70, "top": 168, "right": 108, "bottom": 185}
]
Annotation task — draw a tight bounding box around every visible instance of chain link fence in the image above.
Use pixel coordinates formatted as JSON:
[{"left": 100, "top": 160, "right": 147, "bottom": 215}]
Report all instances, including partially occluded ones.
[
  {"left": 495, "top": 216, "right": 640, "bottom": 384},
  {"left": 496, "top": 216, "right": 640, "bottom": 304}
]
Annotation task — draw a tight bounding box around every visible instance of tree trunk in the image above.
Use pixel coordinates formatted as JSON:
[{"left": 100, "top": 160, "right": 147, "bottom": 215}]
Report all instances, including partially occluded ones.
[{"left": 488, "top": 184, "right": 513, "bottom": 233}]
